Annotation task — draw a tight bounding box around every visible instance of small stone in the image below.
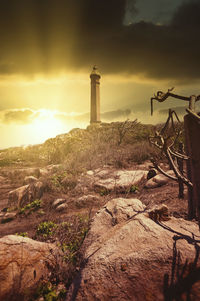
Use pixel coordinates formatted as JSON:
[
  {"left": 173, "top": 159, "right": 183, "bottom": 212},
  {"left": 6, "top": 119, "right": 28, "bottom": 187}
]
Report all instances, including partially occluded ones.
[
  {"left": 56, "top": 203, "right": 68, "bottom": 212},
  {"left": 87, "top": 170, "right": 94, "bottom": 176},
  {"left": 75, "top": 195, "right": 99, "bottom": 208},
  {"left": 52, "top": 198, "right": 66, "bottom": 208}
]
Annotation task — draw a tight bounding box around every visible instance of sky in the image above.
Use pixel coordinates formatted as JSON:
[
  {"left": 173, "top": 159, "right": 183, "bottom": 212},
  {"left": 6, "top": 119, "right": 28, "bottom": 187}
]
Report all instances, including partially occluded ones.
[{"left": 0, "top": 0, "right": 200, "bottom": 148}]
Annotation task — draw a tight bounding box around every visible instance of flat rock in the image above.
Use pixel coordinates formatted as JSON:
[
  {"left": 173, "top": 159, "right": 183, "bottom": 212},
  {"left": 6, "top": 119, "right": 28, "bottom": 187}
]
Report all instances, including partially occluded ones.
[
  {"left": 94, "top": 170, "right": 148, "bottom": 192},
  {"left": 75, "top": 195, "right": 99, "bottom": 208},
  {"left": 0, "top": 235, "right": 57, "bottom": 300},
  {"left": 67, "top": 198, "right": 200, "bottom": 301}
]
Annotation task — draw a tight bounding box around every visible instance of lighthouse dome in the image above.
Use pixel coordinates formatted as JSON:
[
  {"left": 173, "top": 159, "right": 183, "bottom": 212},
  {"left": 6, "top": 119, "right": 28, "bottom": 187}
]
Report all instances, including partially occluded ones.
[{"left": 90, "top": 65, "right": 101, "bottom": 78}]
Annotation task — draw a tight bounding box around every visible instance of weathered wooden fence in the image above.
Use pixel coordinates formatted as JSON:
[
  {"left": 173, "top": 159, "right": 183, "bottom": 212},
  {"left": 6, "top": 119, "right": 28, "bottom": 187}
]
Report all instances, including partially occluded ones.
[{"left": 150, "top": 89, "right": 200, "bottom": 222}]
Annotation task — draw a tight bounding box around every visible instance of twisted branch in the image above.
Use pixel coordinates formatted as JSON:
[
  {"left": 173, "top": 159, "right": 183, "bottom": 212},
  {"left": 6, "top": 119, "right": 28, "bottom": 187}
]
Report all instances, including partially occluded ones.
[{"left": 151, "top": 88, "right": 200, "bottom": 115}]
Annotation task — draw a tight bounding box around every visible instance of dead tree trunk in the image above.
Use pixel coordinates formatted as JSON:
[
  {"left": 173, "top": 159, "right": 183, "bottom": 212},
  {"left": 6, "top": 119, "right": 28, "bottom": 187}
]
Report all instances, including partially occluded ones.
[{"left": 184, "top": 112, "right": 200, "bottom": 220}]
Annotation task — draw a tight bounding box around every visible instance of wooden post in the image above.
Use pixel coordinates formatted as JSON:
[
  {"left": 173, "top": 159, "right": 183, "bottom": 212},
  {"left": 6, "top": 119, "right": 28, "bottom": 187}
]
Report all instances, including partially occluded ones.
[{"left": 184, "top": 110, "right": 200, "bottom": 220}]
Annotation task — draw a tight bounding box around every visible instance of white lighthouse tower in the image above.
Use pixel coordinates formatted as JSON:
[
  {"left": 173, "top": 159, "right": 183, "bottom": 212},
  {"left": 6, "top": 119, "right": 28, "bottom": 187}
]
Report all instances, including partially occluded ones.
[{"left": 90, "top": 66, "right": 101, "bottom": 124}]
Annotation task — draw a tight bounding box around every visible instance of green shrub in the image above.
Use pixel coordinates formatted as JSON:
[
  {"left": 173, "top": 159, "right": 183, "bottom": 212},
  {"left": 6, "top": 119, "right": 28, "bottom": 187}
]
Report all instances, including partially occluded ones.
[
  {"left": 32, "top": 281, "right": 66, "bottom": 301},
  {"left": 19, "top": 199, "right": 42, "bottom": 215},
  {"left": 36, "top": 221, "right": 58, "bottom": 238}
]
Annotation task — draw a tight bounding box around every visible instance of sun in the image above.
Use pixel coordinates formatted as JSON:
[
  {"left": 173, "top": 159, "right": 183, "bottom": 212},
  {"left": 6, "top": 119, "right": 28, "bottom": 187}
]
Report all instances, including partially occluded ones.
[{"left": 30, "top": 110, "right": 68, "bottom": 143}]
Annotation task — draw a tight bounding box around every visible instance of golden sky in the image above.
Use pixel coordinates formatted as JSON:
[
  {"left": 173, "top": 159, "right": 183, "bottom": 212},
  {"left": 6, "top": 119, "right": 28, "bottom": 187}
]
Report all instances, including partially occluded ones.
[{"left": 0, "top": 0, "right": 200, "bottom": 148}]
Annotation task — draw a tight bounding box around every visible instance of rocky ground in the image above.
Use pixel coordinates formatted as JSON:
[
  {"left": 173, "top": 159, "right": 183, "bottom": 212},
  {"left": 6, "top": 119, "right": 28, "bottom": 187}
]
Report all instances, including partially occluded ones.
[
  {"left": 0, "top": 158, "right": 198, "bottom": 300},
  {"left": 0, "top": 162, "right": 189, "bottom": 238}
]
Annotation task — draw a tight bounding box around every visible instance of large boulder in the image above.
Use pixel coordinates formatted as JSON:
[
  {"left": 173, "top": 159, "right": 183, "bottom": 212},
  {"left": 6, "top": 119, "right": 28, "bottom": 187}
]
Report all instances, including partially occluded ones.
[
  {"left": 94, "top": 170, "right": 148, "bottom": 192},
  {"left": 67, "top": 198, "right": 200, "bottom": 301},
  {"left": 0, "top": 235, "right": 57, "bottom": 300},
  {"left": 8, "top": 181, "right": 45, "bottom": 208}
]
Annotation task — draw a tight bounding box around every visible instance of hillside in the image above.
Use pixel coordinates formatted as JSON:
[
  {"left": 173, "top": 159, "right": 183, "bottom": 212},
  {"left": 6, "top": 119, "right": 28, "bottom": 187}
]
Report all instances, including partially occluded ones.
[{"left": 0, "top": 121, "right": 199, "bottom": 301}]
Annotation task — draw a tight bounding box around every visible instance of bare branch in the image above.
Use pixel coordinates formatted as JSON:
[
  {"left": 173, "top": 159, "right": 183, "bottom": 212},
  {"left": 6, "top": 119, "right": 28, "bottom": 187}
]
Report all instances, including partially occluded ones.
[
  {"left": 169, "top": 149, "right": 189, "bottom": 161},
  {"left": 165, "top": 148, "right": 193, "bottom": 188},
  {"left": 151, "top": 159, "right": 178, "bottom": 181}
]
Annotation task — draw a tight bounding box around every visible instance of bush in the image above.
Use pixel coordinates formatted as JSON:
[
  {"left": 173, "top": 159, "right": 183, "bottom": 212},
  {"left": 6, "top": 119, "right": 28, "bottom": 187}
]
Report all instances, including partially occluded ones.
[
  {"left": 36, "top": 221, "right": 58, "bottom": 239},
  {"left": 19, "top": 199, "right": 42, "bottom": 215}
]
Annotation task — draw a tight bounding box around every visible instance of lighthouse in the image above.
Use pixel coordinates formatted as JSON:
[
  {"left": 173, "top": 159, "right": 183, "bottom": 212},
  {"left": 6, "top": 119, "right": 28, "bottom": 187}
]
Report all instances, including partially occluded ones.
[{"left": 90, "top": 66, "right": 101, "bottom": 124}]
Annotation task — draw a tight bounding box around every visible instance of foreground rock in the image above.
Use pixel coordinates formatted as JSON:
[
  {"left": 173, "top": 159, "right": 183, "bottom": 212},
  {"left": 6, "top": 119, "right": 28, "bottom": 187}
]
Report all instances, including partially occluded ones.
[
  {"left": 67, "top": 198, "right": 200, "bottom": 301},
  {"left": 8, "top": 181, "right": 45, "bottom": 208},
  {"left": 0, "top": 235, "right": 57, "bottom": 300},
  {"left": 93, "top": 169, "right": 148, "bottom": 192}
]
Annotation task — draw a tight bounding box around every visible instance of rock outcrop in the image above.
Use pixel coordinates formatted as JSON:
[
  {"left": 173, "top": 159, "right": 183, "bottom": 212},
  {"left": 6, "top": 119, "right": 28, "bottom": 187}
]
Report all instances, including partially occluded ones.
[
  {"left": 67, "top": 198, "right": 200, "bottom": 301},
  {"left": 8, "top": 181, "right": 45, "bottom": 208},
  {"left": 0, "top": 235, "right": 57, "bottom": 300}
]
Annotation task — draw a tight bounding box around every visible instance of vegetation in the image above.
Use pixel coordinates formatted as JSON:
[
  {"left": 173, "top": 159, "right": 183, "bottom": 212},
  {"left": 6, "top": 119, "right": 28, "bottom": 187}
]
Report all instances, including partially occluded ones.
[
  {"left": 0, "top": 121, "right": 158, "bottom": 169},
  {"left": 19, "top": 199, "right": 43, "bottom": 215},
  {"left": 35, "top": 221, "right": 58, "bottom": 239},
  {"left": 31, "top": 214, "right": 90, "bottom": 300}
]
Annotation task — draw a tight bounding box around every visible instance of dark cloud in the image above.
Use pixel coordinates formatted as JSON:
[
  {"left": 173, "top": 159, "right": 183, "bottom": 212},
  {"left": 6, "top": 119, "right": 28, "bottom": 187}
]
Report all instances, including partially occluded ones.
[
  {"left": 2, "top": 109, "right": 38, "bottom": 124},
  {"left": 0, "top": 0, "right": 199, "bottom": 81}
]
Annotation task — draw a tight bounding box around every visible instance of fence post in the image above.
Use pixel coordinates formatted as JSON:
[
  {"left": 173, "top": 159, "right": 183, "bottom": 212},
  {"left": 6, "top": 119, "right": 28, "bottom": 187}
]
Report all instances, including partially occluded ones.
[{"left": 184, "top": 112, "right": 200, "bottom": 220}]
